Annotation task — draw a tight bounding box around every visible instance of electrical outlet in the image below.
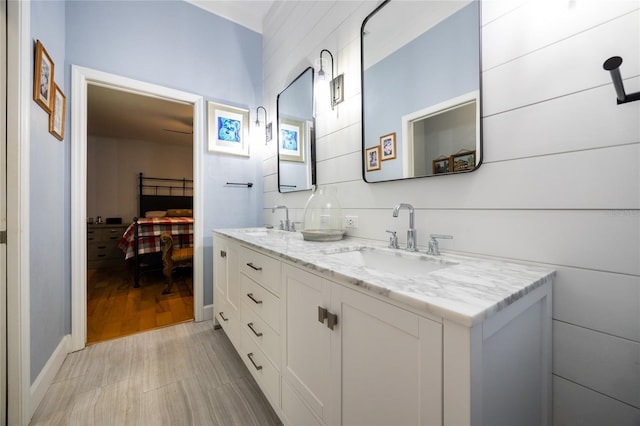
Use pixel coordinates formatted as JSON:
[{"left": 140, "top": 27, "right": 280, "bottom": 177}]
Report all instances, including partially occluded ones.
[{"left": 344, "top": 215, "right": 358, "bottom": 229}]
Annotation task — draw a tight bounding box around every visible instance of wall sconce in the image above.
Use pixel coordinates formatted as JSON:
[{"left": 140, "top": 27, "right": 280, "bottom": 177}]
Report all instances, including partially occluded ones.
[
  {"left": 603, "top": 56, "right": 640, "bottom": 105},
  {"left": 319, "top": 48, "right": 345, "bottom": 109},
  {"left": 255, "top": 105, "right": 272, "bottom": 143}
]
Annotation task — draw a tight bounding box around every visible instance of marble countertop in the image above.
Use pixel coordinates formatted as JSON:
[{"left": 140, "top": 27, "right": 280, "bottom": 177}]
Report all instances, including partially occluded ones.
[{"left": 214, "top": 228, "right": 555, "bottom": 327}]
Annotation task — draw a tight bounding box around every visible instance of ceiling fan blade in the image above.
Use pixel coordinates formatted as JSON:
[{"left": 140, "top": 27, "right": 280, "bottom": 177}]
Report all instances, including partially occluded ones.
[{"left": 162, "top": 128, "right": 193, "bottom": 135}]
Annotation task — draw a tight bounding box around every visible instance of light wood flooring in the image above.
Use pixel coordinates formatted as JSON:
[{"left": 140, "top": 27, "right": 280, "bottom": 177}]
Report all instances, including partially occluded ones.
[
  {"left": 30, "top": 320, "right": 282, "bottom": 426},
  {"left": 87, "top": 265, "right": 194, "bottom": 344}
]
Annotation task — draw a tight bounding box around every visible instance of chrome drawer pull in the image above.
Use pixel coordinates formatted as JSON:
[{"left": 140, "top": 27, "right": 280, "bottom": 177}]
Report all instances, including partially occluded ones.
[
  {"left": 219, "top": 312, "right": 228, "bottom": 322},
  {"left": 318, "top": 306, "right": 328, "bottom": 324},
  {"left": 247, "top": 352, "right": 263, "bottom": 371},
  {"left": 247, "top": 293, "right": 263, "bottom": 304},
  {"left": 327, "top": 312, "right": 338, "bottom": 330},
  {"left": 247, "top": 322, "right": 263, "bottom": 337},
  {"left": 246, "top": 262, "right": 263, "bottom": 271}
]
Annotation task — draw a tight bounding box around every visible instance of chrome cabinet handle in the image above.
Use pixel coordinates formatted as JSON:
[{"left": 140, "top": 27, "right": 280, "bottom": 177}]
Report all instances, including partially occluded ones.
[
  {"left": 219, "top": 311, "right": 228, "bottom": 322},
  {"left": 318, "top": 306, "right": 328, "bottom": 324},
  {"left": 247, "top": 293, "right": 263, "bottom": 304},
  {"left": 246, "top": 262, "right": 263, "bottom": 271},
  {"left": 247, "top": 322, "right": 263, "bottom": 337},
  {"left": 327, "top": 312, "right": 338, "bottom": 330},
  {"left": 247, "top": 353, "right": 263, "bottom": 371},
  {"left": 318, "top": 306, "right": 337, "bottom": 330}
]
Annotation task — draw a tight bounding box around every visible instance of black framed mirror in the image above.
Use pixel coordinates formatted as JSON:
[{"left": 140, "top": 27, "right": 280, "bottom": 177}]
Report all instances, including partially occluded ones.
[
  {"left": 277, "top": 67, "right": 316, "bottom": 193},
  {"left": 361, "top": 0, "right": 482, "bottom": 183}
]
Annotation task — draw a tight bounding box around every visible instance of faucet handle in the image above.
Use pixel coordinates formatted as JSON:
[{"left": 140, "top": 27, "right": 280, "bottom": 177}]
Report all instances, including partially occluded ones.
[
  {"left": 291, "top": 221, "right": 302, "bottom": 232},
  {"left": 385, "top": 230, "right": 399, "bottom": 249},
  {"left": 427, "top": 234, "right": 453, "bottom": 256}
]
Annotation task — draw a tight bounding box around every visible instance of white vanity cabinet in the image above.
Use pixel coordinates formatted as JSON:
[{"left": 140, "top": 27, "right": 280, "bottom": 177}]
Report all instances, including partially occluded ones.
[
  {"left": 212, "top": 230, "right": 553, "bottom": 426},
  {"left": 281, "top": 263, "right": 442, "bottom": 426}
]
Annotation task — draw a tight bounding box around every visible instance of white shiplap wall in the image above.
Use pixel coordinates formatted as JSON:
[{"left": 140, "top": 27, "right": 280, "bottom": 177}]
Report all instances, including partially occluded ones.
[{"left": 262, "top": 1, "right": 640, "bottom": 423}]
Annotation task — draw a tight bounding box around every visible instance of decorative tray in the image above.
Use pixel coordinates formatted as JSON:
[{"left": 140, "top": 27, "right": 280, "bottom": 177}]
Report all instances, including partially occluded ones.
[{"left": 301, "top": 229, "right": 345, "bottom": 242}]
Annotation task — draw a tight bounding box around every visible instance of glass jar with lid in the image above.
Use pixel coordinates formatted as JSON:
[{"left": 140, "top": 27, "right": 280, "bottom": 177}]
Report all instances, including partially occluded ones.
[{"left": 301, "top": 186, "right": 345, "bottom": 241}]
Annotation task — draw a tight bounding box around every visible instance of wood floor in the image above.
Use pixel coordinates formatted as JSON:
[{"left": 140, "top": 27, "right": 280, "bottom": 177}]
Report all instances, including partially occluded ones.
[
  {"left": 30, "top": 321, "right": 282, "bottom": 426},
  {"left": 87, "top": 265, "right": 194, "bottom": 344}
]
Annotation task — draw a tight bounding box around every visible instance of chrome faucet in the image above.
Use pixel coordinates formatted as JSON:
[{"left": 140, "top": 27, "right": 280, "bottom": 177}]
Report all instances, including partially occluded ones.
[
  {"left": 427, "top": 234, "right": 453, "bottom": 256},
  {"left": 272, "top": 205, "right": 290, "bottom": 231},
  {"left": 392, "top": 203, "right": 418, "bottom": 251}
]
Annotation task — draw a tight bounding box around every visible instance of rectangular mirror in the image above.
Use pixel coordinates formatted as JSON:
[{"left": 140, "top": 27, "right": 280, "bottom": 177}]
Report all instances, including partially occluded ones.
[
  {"left": 277, "top": 67, "right": 316, "bottom": 193},
  {"left": 361, "top": 0, "right": 482, "bottom": 182}
]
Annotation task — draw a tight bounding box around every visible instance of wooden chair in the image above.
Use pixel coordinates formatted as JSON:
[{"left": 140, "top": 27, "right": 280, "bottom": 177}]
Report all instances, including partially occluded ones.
[{"left": 160, "top": 232, "right": 193, "bottom": 294}]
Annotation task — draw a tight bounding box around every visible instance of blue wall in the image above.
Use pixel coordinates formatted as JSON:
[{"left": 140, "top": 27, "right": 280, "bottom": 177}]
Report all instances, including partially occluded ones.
[
  {"left": 30, "top": 0, "right": 68, "bottom": 384},
  {"left": 363, "top": 2, "right": 479, "bottom": 181},
  {"left": 29, "top": 0, "right": 263, "bottom": 382}
]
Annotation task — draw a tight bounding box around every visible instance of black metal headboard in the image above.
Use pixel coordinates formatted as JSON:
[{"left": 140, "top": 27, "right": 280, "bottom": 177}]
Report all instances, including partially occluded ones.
[{"left": 138, "top": 172, "right": 193, "bottom": 217}]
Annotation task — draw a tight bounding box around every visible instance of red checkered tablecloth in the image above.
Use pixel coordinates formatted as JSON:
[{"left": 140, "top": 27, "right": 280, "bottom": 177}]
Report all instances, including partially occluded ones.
[{"left": 118, "top": 217, "right": 194, "bottom": 260}]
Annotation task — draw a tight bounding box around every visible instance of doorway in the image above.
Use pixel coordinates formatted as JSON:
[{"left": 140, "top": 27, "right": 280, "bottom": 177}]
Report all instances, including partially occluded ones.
[
  {"left": 85, "top": 85, "right": 195, "bottom": 344},
  {"left": 71, "top": 66, "right": 204, "bottom": 352}
]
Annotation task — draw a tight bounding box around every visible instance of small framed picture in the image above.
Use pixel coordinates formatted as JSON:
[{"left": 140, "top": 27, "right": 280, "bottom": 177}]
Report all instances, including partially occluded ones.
[
  {"left": 432, "top": 157, "right": 451, "bottom": 174},
  {"left": 207, "top": 101, "right": 250, "bottom": 157},
  {"left": 451, "top": 150, "right": 476, "bottom": 172},
  {"left": 380, "top": 132, "right": 396, "bottom": 161},
  {"left": 33, "top": 40, "right": 55, "bottom": 113},
  {"left": 49, "top": 84, "right": 66, "bottom": 141},
  {"left": 279, "top": 118, "right": 304, "bottom": 162},
  {"left": 365, "top": 145, "right": 381, "bottom": 171}
]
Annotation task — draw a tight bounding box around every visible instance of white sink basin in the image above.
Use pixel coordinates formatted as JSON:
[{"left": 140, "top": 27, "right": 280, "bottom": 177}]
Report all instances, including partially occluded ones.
[
  {"left": 240, "top": 228, "right": 294, "bottom": 238},
  {"left": 324, "top": 247, "right": 456, "bottom": 276}
]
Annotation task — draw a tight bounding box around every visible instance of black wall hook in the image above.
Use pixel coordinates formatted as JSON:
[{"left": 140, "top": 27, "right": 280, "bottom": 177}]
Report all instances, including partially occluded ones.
[{"left": 603, "top": 56, "right": 640, "bottom": 105}]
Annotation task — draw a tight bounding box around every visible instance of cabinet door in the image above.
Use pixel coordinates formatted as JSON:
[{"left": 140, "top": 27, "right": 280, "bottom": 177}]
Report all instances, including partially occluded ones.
[
  {"left": 281, "top": 264, "right": 333, "bottom": 423},
  {"left": 213, "top": 235, "right": 228, "bottom": 297},
  {"left": 213, "top": 235, "right": 240, "bottom": 347},
  {"left": 332, "top": 285, "right": 442, "bottom": 426}
]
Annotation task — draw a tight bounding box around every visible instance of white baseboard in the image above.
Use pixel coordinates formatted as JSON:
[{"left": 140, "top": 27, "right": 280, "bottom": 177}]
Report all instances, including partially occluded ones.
[
  {"left": 29, "top": 334, "right": 70, "bottom": 419},
  {"left": 202, "top": 303, "right": 214, "bottom": 321}
]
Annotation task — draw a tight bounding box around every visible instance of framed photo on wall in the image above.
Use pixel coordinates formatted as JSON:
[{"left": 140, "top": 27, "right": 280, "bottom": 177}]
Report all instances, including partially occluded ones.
[
  {"left": 380, "top": 132, "right": 396, "bottom": 161},
  {"left": 207, "top": 101, "right": 250, "bottom": 157},
  {"left": 279, "top": 118, "right": 305, "bottom": 162},
  {"left": 33, "top": 40, "right": 55, "bottom": 113},
  {"left": 365, "top": 145, "right": 381, "bottom": 171},
  {"left": 49, "top": 84, "right": 66, "bottom": 141}
]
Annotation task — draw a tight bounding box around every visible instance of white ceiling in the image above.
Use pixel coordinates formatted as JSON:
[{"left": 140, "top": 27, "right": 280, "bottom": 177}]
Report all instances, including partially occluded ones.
[
  {"left": 87, "top": 1, "right": 274, "bottom": 146},
  {"left": 87, "top": 85, "right": 194, "bottom": 146}
]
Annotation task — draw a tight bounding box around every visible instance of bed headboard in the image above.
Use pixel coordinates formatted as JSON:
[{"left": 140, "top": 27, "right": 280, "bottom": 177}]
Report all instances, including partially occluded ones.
[{"left": 138, "top": 172, "right": 193, "bottom": 217}]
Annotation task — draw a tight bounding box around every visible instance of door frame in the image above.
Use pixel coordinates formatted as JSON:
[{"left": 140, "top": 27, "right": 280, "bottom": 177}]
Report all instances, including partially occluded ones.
[
  {"left": 6, "top": 0, "right": 30, "bottom": 423},
  {"left": 70, "top": 65, "right": 204, "bottom": 351}
]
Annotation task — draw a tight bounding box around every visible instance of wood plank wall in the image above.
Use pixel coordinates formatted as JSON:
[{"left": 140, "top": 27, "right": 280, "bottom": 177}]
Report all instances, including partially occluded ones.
[{"left": 262, "top": 1, "right": 640, "bottom": 423}]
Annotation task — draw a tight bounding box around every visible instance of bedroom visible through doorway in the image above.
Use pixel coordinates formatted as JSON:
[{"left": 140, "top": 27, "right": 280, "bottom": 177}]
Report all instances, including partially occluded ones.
[{"left": 86, "top": 84, "right": 195, "bottom": 344}]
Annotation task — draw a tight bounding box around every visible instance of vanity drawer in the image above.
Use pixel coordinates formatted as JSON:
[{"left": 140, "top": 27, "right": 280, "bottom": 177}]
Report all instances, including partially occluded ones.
[
  {"left": 241, "top": 301, "right": 281, "bottom": 368},
  {"left": 240, "top": 274, "right": 280, "bottom": 333},
  {"left": 241, "top": 328, "right": 281, "bottom": 408},
  {"left": 239, "top": 246, "right": 281, "bottom": 295},
  {"left": 214, "top": 288, "right": 240, "bottom": 349}
]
